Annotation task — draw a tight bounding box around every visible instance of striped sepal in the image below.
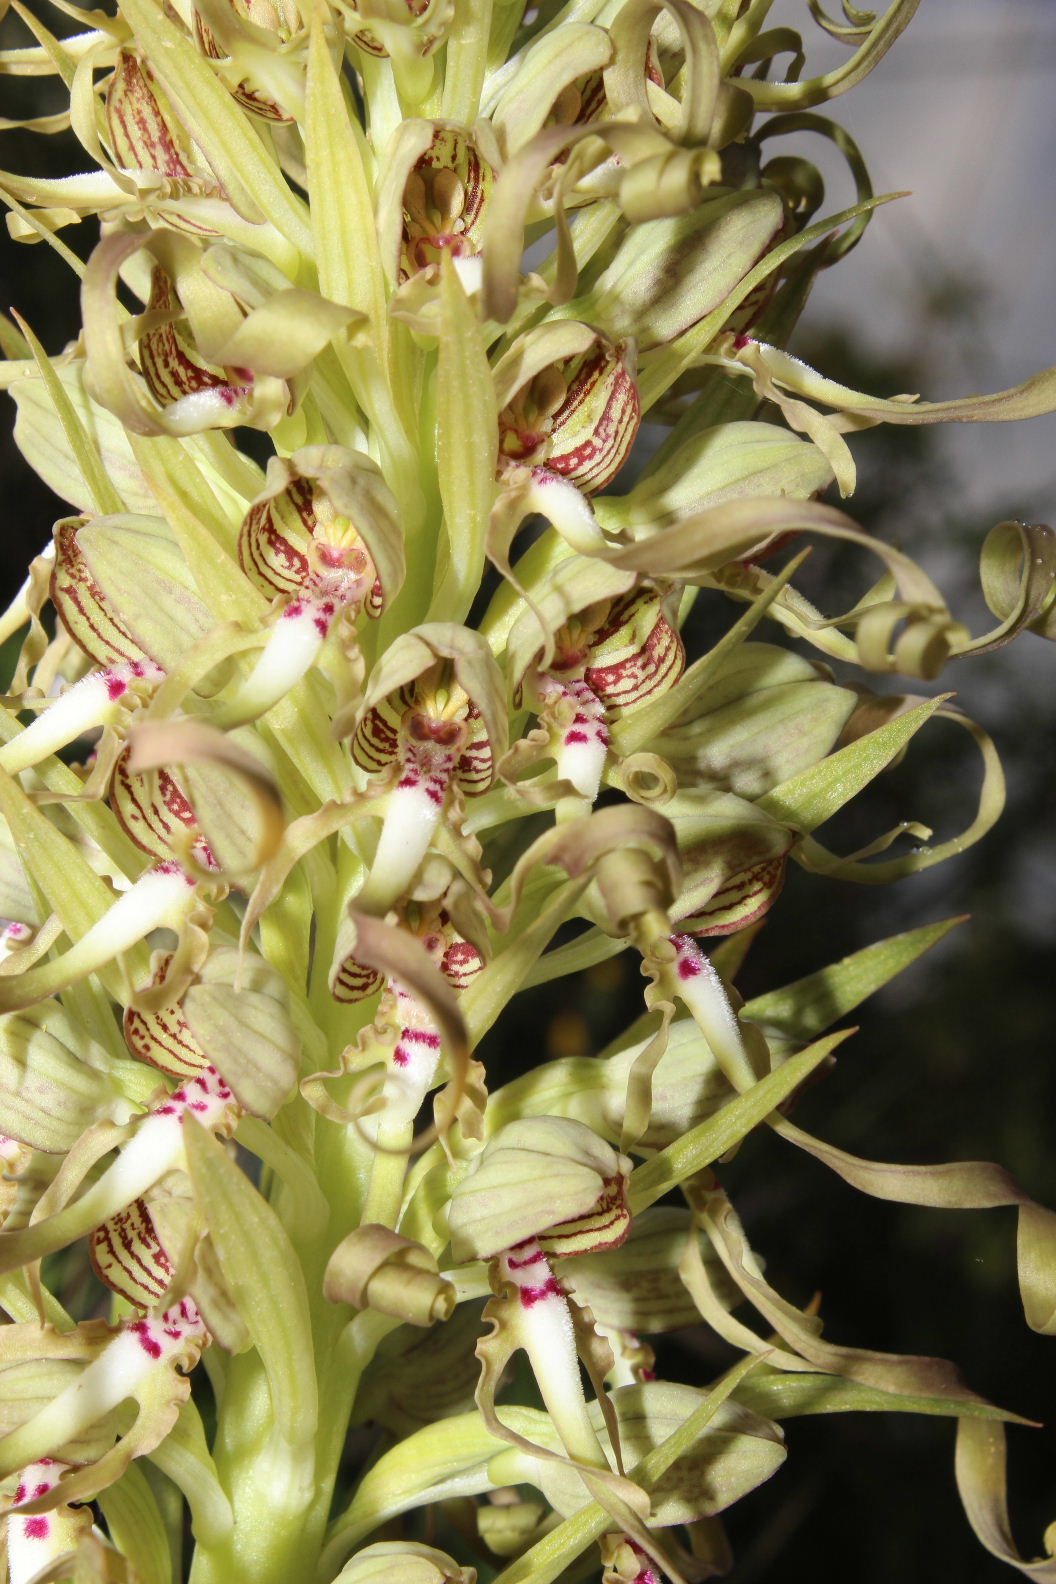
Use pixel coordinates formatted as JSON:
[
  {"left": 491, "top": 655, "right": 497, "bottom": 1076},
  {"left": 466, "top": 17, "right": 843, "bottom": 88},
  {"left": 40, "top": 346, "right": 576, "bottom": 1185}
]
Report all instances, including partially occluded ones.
[
  {"left": 90, "top": 1197, "right": 174, "bottom": 1307},
  {"left": 352, "top": 0, "right": 449, "bottom": 60},
  {"left": 452, "top": 701, "right": 494, "bottom": 795},
  {"left": 330, "top": 952, "right": 384, "bottom": 1005},
  {"left": 192, "top": 11, "right": 294, "bottom": 123},
  {"left": 51, "top": 519, "right": 149, "bottom": 667},
  {"left": 681, "top": 851, "right": 789, "bottom": 938},
  {"left": 239, "top": 480, "right": 311, "bottom": 597},
  {"left": 139, "top": 268, "right": 239, "bottom": 408},
  {"left": 537, "top": 1172, "right": 631, "bottom": 1257},
  {"left": 111, "top": 747, "right": 216, "bottom": 871},
  {"left": 351, "top": 683, "right": 409, "bottom": 779},
  {"left": 124, "top": 957, "right": 211, "bottom": 1079},
  {"left": 583, "top": 587, "right": 685, "bottom": 713},
  {"left": 543, "top": 340, "right": 641, "bottom": 495},
  {"left": 401, "top": 127, "right": 495, "bottom": 281},
  {"left": 439, "top": 936, "right": 484, "bottom": 991},
  {"left": 106, "top": 50, "right": 196, "bottom": 180}
]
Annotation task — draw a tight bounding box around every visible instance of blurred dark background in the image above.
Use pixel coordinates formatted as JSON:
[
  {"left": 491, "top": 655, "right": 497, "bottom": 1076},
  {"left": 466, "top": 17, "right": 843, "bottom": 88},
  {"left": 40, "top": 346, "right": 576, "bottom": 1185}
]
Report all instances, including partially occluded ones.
[{"left": 1, "top": 1, "right": 1055, "bottom": 1580}]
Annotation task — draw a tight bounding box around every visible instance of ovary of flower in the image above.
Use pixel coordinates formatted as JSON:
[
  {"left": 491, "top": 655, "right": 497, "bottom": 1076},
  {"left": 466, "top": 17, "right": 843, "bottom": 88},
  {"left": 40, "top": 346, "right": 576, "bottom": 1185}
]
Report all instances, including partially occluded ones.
[
  {"left": 6, "top": 1459, "right": 88, "bottom": 1584},
  {"left": 0, "top": 660, "right": 164, "bottom": 775}
]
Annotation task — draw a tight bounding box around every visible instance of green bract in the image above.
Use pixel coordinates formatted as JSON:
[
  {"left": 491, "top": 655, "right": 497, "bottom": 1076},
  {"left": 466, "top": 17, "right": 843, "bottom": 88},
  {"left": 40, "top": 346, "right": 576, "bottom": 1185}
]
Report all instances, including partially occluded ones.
[{"left": 0, "top": 2, "right": 1054, "bottom": 1582}]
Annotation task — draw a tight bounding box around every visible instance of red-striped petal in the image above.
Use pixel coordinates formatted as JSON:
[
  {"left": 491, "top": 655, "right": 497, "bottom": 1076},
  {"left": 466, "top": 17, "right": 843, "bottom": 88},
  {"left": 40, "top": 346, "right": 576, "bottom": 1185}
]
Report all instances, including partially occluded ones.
[
  {"left": 681, "top": 851, "right": 789, "bottom": 938},
  {"left": 439, "top": 936, "right": 484, "bottom": 991},
  {"left": 111, "top": 748, "right": 216, "bottom": 871},
  {"left": 583, "top": 587, "right": 685, "bottom": 711},
  {"left": 51, "top": 519, "right": 150, "bottom": 667},
  {"left": 90, "top": 1197, "right": 174, "bottom": 1307},
  {"left": 139, "top": 268, "right": 239, "bottom": 408},
  {"left": 499, "top": 337, "right": 640, "bottom": 495},
  {"left": 123, "top": 956, "right": 212, "bottom": 1080}
]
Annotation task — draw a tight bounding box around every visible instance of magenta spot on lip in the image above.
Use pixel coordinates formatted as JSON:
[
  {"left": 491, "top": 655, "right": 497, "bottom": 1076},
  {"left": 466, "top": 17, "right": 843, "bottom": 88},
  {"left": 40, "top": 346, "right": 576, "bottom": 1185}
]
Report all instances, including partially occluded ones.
[
  {"left": 106, "top": 676, "right": 128, "bottom": 700},
  {"left": 677, "top": 955, "right": 702, "bottom": 979},
  {"left": 506, "top": 1247, "right": 546, "bottom": 1270},
  {"left": 392, "top": 1046, "right": 410, "bottom": 1067},
  {"left": 519, "top": 1276, "right": 563, "bottom": 1307},
  {"left": 564, "top": 729, "right": 590, "bottom": 744},
  {"left": 23, "top": 1516, "right": 50, "bottom": 1540},
  {"left": 130, "top": 1320, "right": 163, "bottom": 1359}
]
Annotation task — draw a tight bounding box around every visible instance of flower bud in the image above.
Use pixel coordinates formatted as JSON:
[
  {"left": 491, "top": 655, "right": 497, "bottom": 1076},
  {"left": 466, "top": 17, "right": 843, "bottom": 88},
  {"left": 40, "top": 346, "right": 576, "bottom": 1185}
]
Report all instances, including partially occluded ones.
[
  {"left": 654, "top": 644, "right": 857, "bottom": 801},
  {"left": 447, "top": 1116, "right": 631, "bottom": 1263},
  {"left": 324, "top": 1225, "right": 456, "bottom": 1327},
  {"left": 595, "top": 420, "right": 835, "bottom": 537},
  {"left": 0, "top": 1004, "right": 147, "bottom": 1155},
  {"left": 579, "top": 189, "right": 784, "bottom": 350},
  {"left": 334, "top": 1541, "right": 474, "bottom": 1584}
]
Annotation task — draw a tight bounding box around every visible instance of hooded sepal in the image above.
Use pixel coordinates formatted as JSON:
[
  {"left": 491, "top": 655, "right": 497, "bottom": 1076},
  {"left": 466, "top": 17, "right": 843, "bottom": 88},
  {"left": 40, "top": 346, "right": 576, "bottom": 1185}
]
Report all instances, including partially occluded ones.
[
  {"left": 447, "top": 1117, "right": 631, "bottom": 1264},
  {"left": 376, "top": 122, "right": 498, "bottom": 285},
  {"left": 238, "top": 447, "right": 403, "bottom": 616},
  {"left": 495, "top": 324, "right": 641, "bottom": 496},
  {"left": 53, "top": 514, "right": 215, "bottom": 673},
  {"left": 124, "top": 944, "right": 297, "bottom": 1119}
]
